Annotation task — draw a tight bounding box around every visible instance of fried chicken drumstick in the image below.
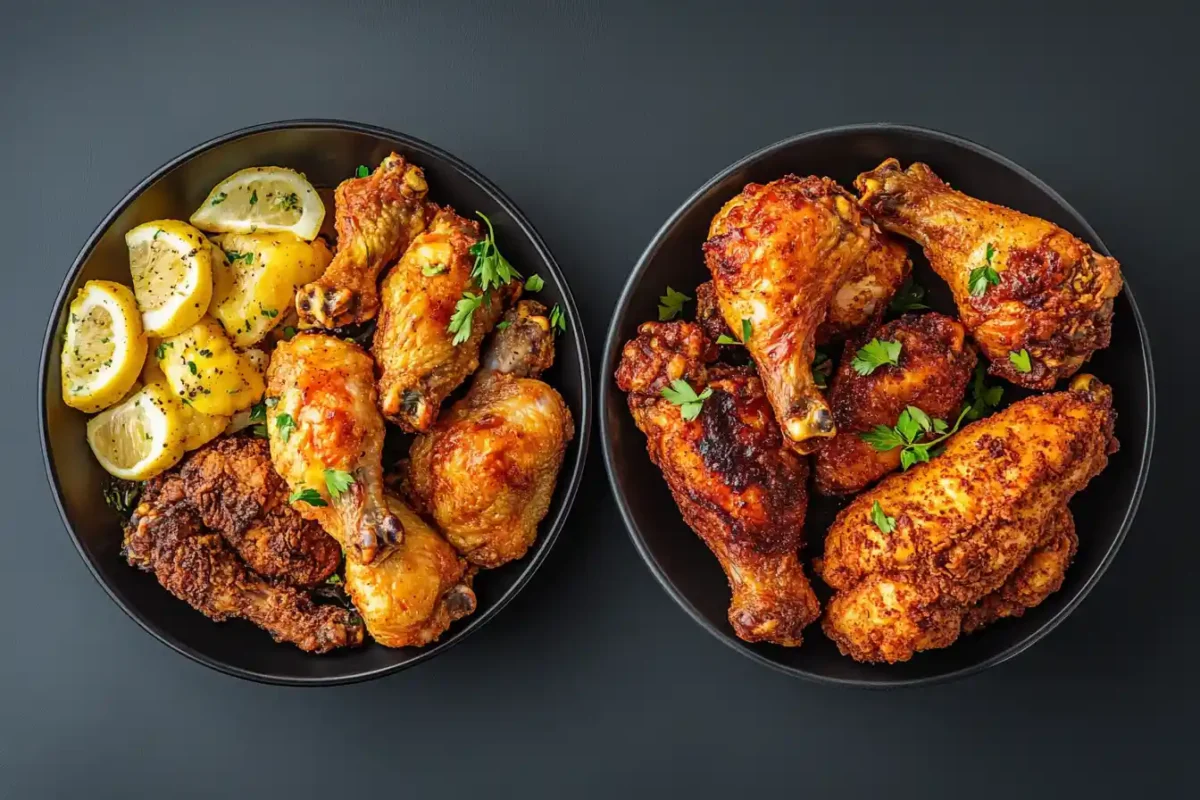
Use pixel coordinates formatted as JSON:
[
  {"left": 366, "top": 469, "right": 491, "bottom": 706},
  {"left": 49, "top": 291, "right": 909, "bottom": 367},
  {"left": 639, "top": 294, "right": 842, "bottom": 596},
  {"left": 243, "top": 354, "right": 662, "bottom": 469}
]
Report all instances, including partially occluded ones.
[{"left": 616, "top": 321, "right": 819, "bottom": 646}]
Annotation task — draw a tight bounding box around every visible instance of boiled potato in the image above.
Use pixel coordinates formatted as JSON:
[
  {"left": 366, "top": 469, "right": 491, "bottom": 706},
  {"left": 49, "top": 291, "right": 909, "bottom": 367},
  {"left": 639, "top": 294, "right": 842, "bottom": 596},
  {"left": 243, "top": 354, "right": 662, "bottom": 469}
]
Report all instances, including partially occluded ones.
[
  {"left": 158, "top": 317, "right": 263, "bottom": 416},
  {"left": 210, "top": 232, "right": 332, "bottom": 347}
]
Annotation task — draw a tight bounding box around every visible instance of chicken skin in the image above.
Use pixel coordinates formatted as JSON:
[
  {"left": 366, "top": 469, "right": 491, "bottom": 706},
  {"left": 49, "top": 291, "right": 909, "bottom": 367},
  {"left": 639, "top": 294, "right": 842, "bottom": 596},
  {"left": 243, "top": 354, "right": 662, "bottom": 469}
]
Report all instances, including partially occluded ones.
[
  {"left": 815, "top": 313, "right": 976, "bottom": 495},
  {"left": 344, "top": 495, "right": 476, "bottom": 648},
  {"left": 124, "top": 474, "right": 364, "bottom": 653},
  {"left": 173, "top": 436, "right": 340, "bottom": 585},
  {"left": 818, "top": 374, "right": 1117, "bottom": 663},
  {"left": 616, "top": 321, "right": 819, "bottom": 646},
  {"left": 855, "top": 159, "right": 1122, "bottom": 389},
  {"left": 266, "top": 333, "right": 400, "bottom": 564},
  {"left": 962, "top": 505, "right": 1078, "bottom": 633},
  {"left": 296, "top": 153, "right": 431, "bottom": 328},
  {"left": 373, "top": 208, "right": 519, "bottom": 432},
  {"left": 404, "top": 301, "right": 573, "bottom": 568},
  {"left": 704, "top": 175, "right": 910, "bottom": 453}
]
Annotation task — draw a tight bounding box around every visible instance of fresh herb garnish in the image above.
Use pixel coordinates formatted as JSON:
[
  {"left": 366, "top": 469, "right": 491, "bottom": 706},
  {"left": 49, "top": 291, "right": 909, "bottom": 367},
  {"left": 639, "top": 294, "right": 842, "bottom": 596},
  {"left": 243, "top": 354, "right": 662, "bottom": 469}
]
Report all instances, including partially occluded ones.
[
  {"left": 355, "top": 164, "right": 370, "bottom": 178},
  {"left": 155, "top": 342, "right": 171, "bottom": 360},
  {"left": 851, "top": 338, "right": 902, "bottom": 376},
  {"left": 889, "top": 277, "right": 929, "bottom": 312},
  {"left": 716, "top": 333, "right": 739, "bottom": 345},
  {"left": 965, "top": 361, "right": 1004, "bottom": 420},
  {"left": 470, "top": 212, "right": 521, "bottom": 292},
  {"left": 250, "top": 424, "right": 268, "bottom": 438},
  {"left": 549, "top": 304, "right": 567, "bottom": 335},
  {"left": 524, "top": 274, "right": 545, "bottom": 292},
  {"left": 422, "top": 263, "right": 447, "bottom": 277},
  {"left": 742, "top": 318, "right": 752, "bottom": 342},
  {"left": 871, "top": 501, "right": 896, "bottom": 534},
  {"left": 812, "top": 350, "right": 833, "bottom": 390},
  {"left": 324, "top": 469, "right": 355, "bottom": 498},
  {"left": 275, "top": 412, "right": 296, "bottom": 442},
  {"left": 657, "top": 287, "right": 691, "bottom": 321},
  {"left": 249, "top": 400, "right": 267, "bottom": 423},
  {"left": 281, "top": 326, "right": 297, "bottom": 340},
  {"left": 716, "top": 318, "right": 753, "bottom": 346},
  {"left": 211, "top": 192, "right": 227, "bottom": 206},
  {"left": 153, "top": 229, "right": 163, "bottom": 241},
  {"left": 661, "top": 379, "right": 712, "bottom": 421},
  {"left": 225, "top": 250, "right": 254, "bottom": 265},
  {"left": 249, "top": 189, "right": 258, "bottom": 206},
  {"left": 260, "top": 306, "right": 279, "bottom": 318},
  {"left": 276, "top": 192, "right": 299, "bottom": 212},
  {"left": 1009, "top": 348, "right": 1032, "bottom": 373},
  {"left": 326, "top": 574, "right": 342, "bottom": 585},
  {"left": 187, "top": 361, "right": 198, "bottom": 376},
  {"left": 495, "top": 321, "right": 512, "bottom": 330},
  {"left": 289, "top": 487, "right": 327, "bottom": 507},
  {"left": 103, "top": 479, "right": 142, "bottom": 518},
  {"left": 860, "top": 404, "right": 970, "bottom": 470},
  {"left": 968, "top": 243, "right": 1001, "bottom": 297},
  {"left": 447, "top": 292, "right": 484, "bottom": 346}
]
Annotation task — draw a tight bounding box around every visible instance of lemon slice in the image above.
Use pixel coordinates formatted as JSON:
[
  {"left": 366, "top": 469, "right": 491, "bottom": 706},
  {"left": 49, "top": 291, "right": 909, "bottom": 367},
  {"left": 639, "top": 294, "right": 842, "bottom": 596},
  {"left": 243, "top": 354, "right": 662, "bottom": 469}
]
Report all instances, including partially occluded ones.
[
  {"left": 61, "top": 280, "right": 148, "bottom": 413},
  {"left": 86, "top": 382, "right": 186, "bottom": 480},
  {"left": 125, "top": 220, "right": 214, "bottom": 337},
  {"left": 189, "top": 167, "right": 325, "bottom": 242}
]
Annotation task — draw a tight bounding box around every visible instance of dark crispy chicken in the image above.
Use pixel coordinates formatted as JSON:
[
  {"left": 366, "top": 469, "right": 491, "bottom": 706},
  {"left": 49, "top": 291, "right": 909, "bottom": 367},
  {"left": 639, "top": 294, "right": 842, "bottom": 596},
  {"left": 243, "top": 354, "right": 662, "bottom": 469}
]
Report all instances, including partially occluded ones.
[
  {"left": 267, "top": 333, "right": 401, "bottom": 564},
  {"left": 296, "top": 154, "right": 431, "bottom": 328},
  {"left": 704, "top": 175, "right": 910, "bottom": 453},
  {"left": 374, "top": 208, "right": 519, "bottom": 432},
  {"left": 615, "top": 321, "right": 819, "bottom": 646},
  {"left": 404, "top": 301, "right": 572, "bottom": 567},
  {"left": 818, "top": 374, "right": 1117, "bottom": 663},
  {"left": 815, "top": 313, "right": 976, "bottom": 495},
  {"left": 173, "top": 436, "right": 340, "bottom": 585},
  {"left": 855, "top": 159, "right": 1122, "bottom": 388},
  {"left": 343, "top": 495, "right": 476, "bottom": 648},
  {"left": 124, "top": 474, "right": 364, "bottom": 653}
]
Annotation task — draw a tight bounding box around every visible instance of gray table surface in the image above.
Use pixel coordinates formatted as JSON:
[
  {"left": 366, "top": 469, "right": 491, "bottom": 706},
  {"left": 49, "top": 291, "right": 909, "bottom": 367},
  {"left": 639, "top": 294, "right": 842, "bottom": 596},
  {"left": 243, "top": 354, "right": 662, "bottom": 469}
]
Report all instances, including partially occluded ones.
[{"left": 2, "top": 1, "right": 1193, "bottom": 797}]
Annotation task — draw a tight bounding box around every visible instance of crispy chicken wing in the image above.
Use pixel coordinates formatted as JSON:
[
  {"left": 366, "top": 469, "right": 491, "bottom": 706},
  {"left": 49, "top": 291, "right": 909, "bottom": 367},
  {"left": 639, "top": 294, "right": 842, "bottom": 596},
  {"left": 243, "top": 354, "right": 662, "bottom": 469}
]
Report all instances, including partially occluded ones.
[
  {"left": 124, "top": 475, "right": 364, "bottom": 653},
  {"left": 855, "top": 159, "right": 1122, "bottom": 388},
  {"left": 704, "top": 175, "right": 910, "bottom": 453},
  {"left": 404, "top": 301, "right": 573, "bottom": 567},
  {"left": 616, "top": 321, "right": 819, "bottom": 646},
  {"left": 296, "top": 154, "right": 431, "bottom": 328},
  {"left": 174, "top": 436, "right": 340, "bottom": 585},
  {"left": 818, "top": 374, "right": 1117, "bottom": 663},
  {"left": 815, "top": 313, "right": 976, "bottom": 495},
  {"left": 373, "top": 208, "right": 519, "bottom": 431},
  {"left": 266, "top": 334, "right": 400, "bottom": 564},
  {"left": 344, "top": 495, "right": 476, "bottom": 648}
]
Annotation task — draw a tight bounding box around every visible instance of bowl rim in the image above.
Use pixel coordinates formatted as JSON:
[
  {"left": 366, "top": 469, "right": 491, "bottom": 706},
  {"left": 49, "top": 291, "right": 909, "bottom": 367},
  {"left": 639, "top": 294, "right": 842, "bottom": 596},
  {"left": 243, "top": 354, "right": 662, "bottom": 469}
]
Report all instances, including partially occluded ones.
[
  {"left": 39, "top": 118, "right": 593, "bottom": 686},
  {"left": 599, "top": 122, "right": 1156, "bottom": 688}
]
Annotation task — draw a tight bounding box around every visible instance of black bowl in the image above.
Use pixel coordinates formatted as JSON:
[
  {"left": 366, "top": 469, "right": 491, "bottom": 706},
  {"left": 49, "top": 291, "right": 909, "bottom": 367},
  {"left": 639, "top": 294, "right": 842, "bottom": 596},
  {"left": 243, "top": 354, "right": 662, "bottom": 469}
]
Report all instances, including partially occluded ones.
[
  {"left": 40, "top": 120, "right": 592, "bottom": 685},
  {"left": 601, "top": 124, "right": 1155, "bottom": 687}
]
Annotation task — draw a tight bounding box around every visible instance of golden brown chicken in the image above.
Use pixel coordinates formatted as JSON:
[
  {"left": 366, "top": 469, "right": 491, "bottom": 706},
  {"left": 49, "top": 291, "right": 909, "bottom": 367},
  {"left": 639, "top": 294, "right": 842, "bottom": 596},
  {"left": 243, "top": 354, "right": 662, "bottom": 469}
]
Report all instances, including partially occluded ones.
[
  {"left": 855, "top": 159, "right": 1122, "bottom": 389},
  {"left": 615, "top": 321, "right": 819, "bottom": 646},
  {"left": 296, "top": 154, "right": 431, "bottom": 328},
  {"left": 404, "top": 301, "right": 573, "bottom": 567},
  {"left": 704, "top": 175, "right": 910, "bottom": 453},
  {"left": 815, "top": 313, "right": 976, "bottom": 495},
  {"left": 962, "top": 505, "right": 1078, "bottom": 633},
  {"left": 373, "top": 208, "right": 519, "bottom": 432},
  {"left": 818, "top": 374, "right": 1117, "bottom": 663},
  {"left": 173, "top": 436, "right": 340, "bottom": 585},
  {"left": 343, "top": 495, "right": 476, "bottom": 648},
  {"left": 266, "top": 333, "right": 400, "bottom": 564},
  {"left": 124, "top": 473, "right": 364, "bottom": 653}
]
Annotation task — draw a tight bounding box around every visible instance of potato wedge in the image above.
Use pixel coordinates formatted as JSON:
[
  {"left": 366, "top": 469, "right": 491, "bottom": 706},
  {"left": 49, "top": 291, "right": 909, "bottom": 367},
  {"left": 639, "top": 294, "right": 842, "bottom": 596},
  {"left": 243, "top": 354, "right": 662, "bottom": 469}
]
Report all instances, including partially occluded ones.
[{"left": 158, "top": 317, "right": 263, "bottom": 416}]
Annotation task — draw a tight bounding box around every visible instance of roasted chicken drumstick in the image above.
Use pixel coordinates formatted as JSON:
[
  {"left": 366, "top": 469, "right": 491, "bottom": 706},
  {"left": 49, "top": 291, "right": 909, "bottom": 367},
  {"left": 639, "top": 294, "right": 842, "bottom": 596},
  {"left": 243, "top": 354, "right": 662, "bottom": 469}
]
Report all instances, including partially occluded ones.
[
  {"left": 704, "top": 175, "right": 910, "bottom": 453},
  {"left": 616, "top": 321, "right": 819, "bottom": 646},
  {"left": 855, "top": 159, "right": 1122, "bottom": 389}
]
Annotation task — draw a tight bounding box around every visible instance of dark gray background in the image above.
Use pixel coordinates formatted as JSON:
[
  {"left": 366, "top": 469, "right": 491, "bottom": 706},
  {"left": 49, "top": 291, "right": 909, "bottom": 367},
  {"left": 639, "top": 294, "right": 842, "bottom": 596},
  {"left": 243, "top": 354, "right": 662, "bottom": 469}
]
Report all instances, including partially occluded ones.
[{"left": 2, "top": 1, "right": 1193, "bottom": 797}]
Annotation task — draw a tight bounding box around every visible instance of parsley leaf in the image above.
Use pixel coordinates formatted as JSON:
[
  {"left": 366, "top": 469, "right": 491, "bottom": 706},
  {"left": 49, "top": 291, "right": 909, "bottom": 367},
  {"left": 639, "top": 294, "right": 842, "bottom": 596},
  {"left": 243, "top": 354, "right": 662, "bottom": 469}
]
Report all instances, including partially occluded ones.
[
  {"left": 812, "top": 350, "right": 833, "bottom": 390},
  {"left": 859, "top": 404, "right": 971, "bottom": 470},
  {"left": 355, "top": 165, "right": 370, "bottom": 178},
  {"left": 524, "top": 274, "right": 545, "bottom": 292},
  {"left": 211, "top": 192, "right": 227, "bottom": 206},
  {"left": 966, "top": 361, "right": 1004, "bottom": 420},
  {"left": 155, "top": 342, "right": 171, "bottom": 360},
  {"left": 1009, "top": 349, "right": 1032, "bottom": 373},
  {"left": 871, "top": 501, "right": 896, "bottom": 534},
  {"left": 851, "top": 338, "right": 902, "bottom": 376},
  {"left": 276, "top": 192, "right": 299, "bottom": 212},
  {"left": 281, "top": 326, "right": 297, "bottom": 341},
  {"left": 448, "top": 292, "right": 484, "bottom": 346},
  {"left": 324, "top": 468, "right": 355, "bottom": 498},
  {"left": 968, "top": 243, "right": 1001, "bottom": 297},
  {"left": 248, "top": 400, "right": 267, "bottom": 423},
  {"left": 326, "top": 573, "right": 342, "bottom": 585},
  {"left": 859, "top": 424, "right": 906, "bottom": 452},
  {"left": 289, "top": 487, "right": 327, "bottom": 507},
  {"left": 225, "top": 250, "right": 254, "bottom": 265},
  {"left": 549, "top": 304, "right": 567, "bottom": 335},
  {"left": 249, "top": 189, "right": 258, "bottom": 206},
  {"left": 470, "top": 212, "right": 521, "bottom": 292},
  {"left": 716, "top": 318, "right": 752, "bottom": 346},
  {"left": 275, "top": 412, "right": 296, "bottom": 442},
  {"left": 889, "top": 277, "right": 928, "bottom": 312},
  {"left": 741, "top": 318, "right": 752, "bottom": 343},
  {"left": 661, "top": 379, "right": 713, "bottom": 421},
  {"left": 260, "top": 306, "right": 278, "bottom": 318},
  {"left": 187, "top": 361, "right": 198, "bottom": 376},
  {"left": 716, "top": 334, "right": 739, "bottom": 345},
  {"left": 422, "top": 263, "right": 447, "bottom": 277},
  {"left": 495, "top": 321, "right": 512, "bottom": 331},
  {"left": 657, "top": 287, "right": 691, "bottom": 321}
]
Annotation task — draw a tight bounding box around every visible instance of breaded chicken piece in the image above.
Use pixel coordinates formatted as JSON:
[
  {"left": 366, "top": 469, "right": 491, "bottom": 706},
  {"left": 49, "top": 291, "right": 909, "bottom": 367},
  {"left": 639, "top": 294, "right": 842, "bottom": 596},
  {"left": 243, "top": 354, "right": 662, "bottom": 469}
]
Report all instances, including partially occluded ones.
[
  {"left": 815, "top": 313, "right": 976, "bottom": 495},
  {"left": 818, "top": 374, "right": 1116, "bottom": 663},
  {"left": 124, "top": 476, "right": 364, "bottom": 653},
  {"left": 175, "top": 437, "right": 340, "bottom": 586}
]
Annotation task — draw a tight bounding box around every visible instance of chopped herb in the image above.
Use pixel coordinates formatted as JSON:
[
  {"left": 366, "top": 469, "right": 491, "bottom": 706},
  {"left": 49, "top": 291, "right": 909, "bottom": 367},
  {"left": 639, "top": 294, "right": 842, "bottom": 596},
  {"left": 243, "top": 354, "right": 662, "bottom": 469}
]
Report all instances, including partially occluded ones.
[
  {"left": 103, "top": 479, "right": 142, "bottom": 518},
  {"left": 187, "top": 361, "right": 198, "bottom": 376},
  {"left": 225, "top": 250, "right": 254, "bottom": 265},
  {"left": 812, "top": 350, "right": 833, "bottom": 389},
  {"left": 276, "top": 192, "right": 299, "bottom": 212},
  {"left": 1009, "top": 349, "right": 1032, "bottom": 373},
  {"left": 657, "top": 287, "right": 691, "bottom": 321},
  {"left": 249, "top": 189, "right": 258, "bottom": 206},
  {"left": 250, "top": 424, "right": 268, "bottom": 438},
  {"left": 889, "top": 277, "right": 929, "bottom": 312},
  {"left": 495, "top": 321, "right": 512, "bottom": 330},
  {"left": 281, "top": 326, "right": 297, "bottom": 340},
  {"left": 661, "top": 379, "right": 713, "bottom": 422},
  {"left": 549, "top": 304, "right": 567, "bottom": 335},
  {"left": 871, "top": 501, "right": 896, "bottom": 534},
  {"left": 355, "top": 164, "right": 370, "bottom": 178},
  {"left": 153, "top": 229, "right": 163, "bottom": 241},
  {"left": 860, "top": 404, "right": 971, "bottom": 470},
  {"left": 851, "top": 338, "right": 902, "bottom": 376},
  {"left": 289, "top": 487, "right": 327, "bottom": 507},
  {"left": 469, "top": 212, "right": 521, "bottom": 292},
  {"left": 249, "top": 400, "right": 267, "bottom": 423},
  {"left": 422, "top": 263, "right": 448, "bottom": 277},
  {"left": 211, "top": 192, "right": 227, "bottom": 206},
  {"left": 524, "top": 274, "right": 545, "bottom": 292},
  {"left": 968, "top": 243, "right": 1001, "bottom": 297},
  {"left": 326, "top": 574, "right": 342, "bottom": 586},
  {"left": 260, "top": 306, "right": 279, "bottom": 318},
  {"left": 716, "top": 334, "right": 739, "bottom": 345},
  {"left": 966, "top": 361, "right": 1004, "bottom": 420},
  {"left": 324, "top": 468, "right": 355, "bottom": 498},
  {"left": 447, "top": 291, "right": 484, "bottom": 346},
  {"left": 197, "top": 348, "right": 212, "bottom": 357},
  {"left": 275, "top": 412, "right": 296, "bottom": 442},
  {"left": 741, "top": 318, "right": 752, "bottom": 342}
]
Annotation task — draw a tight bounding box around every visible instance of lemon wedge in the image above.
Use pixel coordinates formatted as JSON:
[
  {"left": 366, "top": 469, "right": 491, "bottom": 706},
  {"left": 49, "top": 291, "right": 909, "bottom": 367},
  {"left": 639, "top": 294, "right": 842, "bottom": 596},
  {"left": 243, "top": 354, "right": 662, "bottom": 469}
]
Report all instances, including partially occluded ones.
[
  {"left": 189, "top": 167, "right": 325, "bottom": 242},
  {"left": 61, "top": 280, "right": 148, "bottom": 413},
  {"left": 125, "top": 220, "right": 214, "bottom": 337},
  {"left": 86, "top": 382, "right": 186, "bottom": 480}
]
